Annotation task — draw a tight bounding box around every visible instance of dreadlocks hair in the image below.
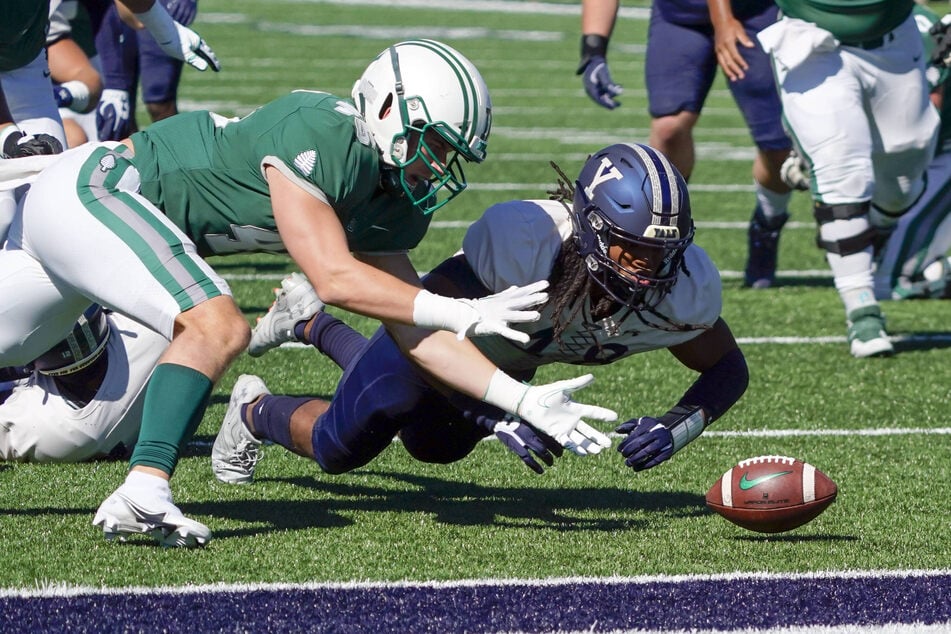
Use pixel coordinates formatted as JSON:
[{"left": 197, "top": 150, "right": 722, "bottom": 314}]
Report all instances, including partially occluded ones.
[{"left": 546, "top": 161, "right": 618, "bottom": 346}]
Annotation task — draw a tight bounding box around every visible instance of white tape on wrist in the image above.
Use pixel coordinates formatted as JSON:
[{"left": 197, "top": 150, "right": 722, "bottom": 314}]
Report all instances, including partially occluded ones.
[
  {"left": 60, "top": 81, "right": 91, "bottom": 112},
  {"left": 482, "top": 369, "right": 529, "bottom": 417},
  {"left": 411, "top": 289, "right": 475, "bottom": 334}
]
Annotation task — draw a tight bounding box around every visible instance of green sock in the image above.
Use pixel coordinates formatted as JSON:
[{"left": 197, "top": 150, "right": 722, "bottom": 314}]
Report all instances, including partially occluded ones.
[{"left": 130, "top": 363, "right": 213, "bottom": 475}]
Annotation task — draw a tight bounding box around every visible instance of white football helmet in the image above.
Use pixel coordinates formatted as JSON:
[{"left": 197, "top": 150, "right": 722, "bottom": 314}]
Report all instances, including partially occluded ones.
[{"left": 352, "top": 39, "right": 492, "bottom": 213}]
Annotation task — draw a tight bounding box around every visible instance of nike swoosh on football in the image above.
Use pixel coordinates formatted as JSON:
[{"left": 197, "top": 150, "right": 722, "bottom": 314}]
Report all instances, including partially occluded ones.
[{"left": 738, "top": 470, "right": 793, "bottom": 490}]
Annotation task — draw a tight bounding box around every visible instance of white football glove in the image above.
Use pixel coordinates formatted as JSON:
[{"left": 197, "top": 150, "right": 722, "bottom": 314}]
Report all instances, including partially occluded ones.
[
  {"left": 483, "top": 370, "right": 616, "bottom": 455},
  {"left": 780, "top": 150, "right": 810, "bottom": 192},
  {"left": 135, "top": 2, "right": 221, "bottom": 72},
  {"left": 168, "top": 21, "right": 221, "bottom": 72},
  {"left": 412, "top": 281, "right": 548, "bottom": 344}
]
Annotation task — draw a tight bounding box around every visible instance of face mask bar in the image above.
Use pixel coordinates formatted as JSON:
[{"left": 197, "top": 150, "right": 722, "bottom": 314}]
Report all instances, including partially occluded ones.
[
  {"left": 583, "top": 214, "right": 692, "bottom": 309},
  {"left": 386, "top": 46, "right": 478, "bottom": 214}
]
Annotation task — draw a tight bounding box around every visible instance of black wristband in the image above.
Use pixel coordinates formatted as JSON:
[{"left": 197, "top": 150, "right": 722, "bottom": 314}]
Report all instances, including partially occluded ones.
[{"left": 577, "top": 34, "right": 610, "bottom": 74}]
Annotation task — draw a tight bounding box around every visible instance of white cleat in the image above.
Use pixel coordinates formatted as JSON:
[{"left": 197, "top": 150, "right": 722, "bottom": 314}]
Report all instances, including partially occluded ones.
[
  {"left": 847, "top": 306, "right": 894, "bottom": 359},
  {"left": 92, "top": 485, "right": 211, "bottom": 548},
  {"left": 211, "top": 374, "right": 270, "bottom": 484},
  {"left": 248, "top": 272, "right": 323, "bottom": 357}
]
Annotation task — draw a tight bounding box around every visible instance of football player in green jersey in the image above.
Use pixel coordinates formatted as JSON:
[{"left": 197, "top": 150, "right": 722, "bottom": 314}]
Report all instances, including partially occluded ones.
[
  {"left": 0, "top": 39, "right": 617, "bottom": 548},
  {"left": 757, "top": 1, "right": 938, "bottom": 357},
  {"left": 768, "top": 3, "right": 951, "bottom": 303}
]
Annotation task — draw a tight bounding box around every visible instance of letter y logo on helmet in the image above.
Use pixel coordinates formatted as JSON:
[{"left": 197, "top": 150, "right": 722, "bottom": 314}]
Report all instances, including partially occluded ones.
[
  {"left": 571, "top": 143, "right": 694, "bottom": 310},
  {"left": 352, "top": 39, "right": 493, "bottom": 214}
]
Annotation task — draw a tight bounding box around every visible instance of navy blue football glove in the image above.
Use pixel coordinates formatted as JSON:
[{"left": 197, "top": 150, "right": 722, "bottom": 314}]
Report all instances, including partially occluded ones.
[
  {"left": 616, "top": 417, "right": 674, "bottom": 471},
  {"left": 1, "top": 130, "right": 63, "bottom": 158},
  {"left": 164, "top": 0, "right": 198, "bottom": 26},
  {"left": 579, "top": 55, "right": 622, "bottom": 110},
  {"left": 930, "top": 15, "right": 951, "bottom": 68},
  {"left": 96, "top": 89, "right": 132, "bottom": 141},
  {"left": 492, "top": 417, "right": 563, "bottom": 474},
  {"left": 466, "top": 405, "right": 563, "bottom": 474}
]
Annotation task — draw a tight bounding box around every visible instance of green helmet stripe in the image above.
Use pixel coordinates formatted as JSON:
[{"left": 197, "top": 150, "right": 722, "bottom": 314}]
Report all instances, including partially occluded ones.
[{"left": 402, "top": 39, "right": 481, "bottom": 151}]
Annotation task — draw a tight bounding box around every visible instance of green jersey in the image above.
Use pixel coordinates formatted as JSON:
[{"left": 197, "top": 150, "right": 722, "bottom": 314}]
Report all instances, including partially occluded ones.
[
  {"left": 775, "top": 0, "right": 914, "bottom": 42},
  {"left": 0, "top": 0, "right": 50, "bottom": 72},
  {"left": 130, "top": 91, "right": 431, "bottom": 257}
]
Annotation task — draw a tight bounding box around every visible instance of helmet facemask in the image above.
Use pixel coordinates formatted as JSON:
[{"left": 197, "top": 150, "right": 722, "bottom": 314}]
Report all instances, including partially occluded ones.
[
  {"left": 389, "top": 116, "right": 474, "bottom": 212},
  {"left": 579, "top": 208, "right": 692, "bottom": 310}
]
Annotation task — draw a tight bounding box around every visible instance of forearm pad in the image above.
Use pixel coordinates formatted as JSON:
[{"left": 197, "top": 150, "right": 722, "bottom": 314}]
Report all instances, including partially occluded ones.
[{"left": 134, "top": 1, "right": 177, "bottom": 46}]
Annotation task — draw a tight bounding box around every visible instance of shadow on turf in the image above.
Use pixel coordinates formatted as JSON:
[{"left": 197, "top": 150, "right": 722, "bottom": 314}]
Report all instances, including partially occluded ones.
[
  {"left": 186, "top": 471, "right": 709, "bottom": 540},
  {"left": 891, "top": 332, "right": 951, "bottom": 353},
  {"left": 766, "top": 277, "right": 836, "bottom": 289},
  {"left": 733, "top": 533, "right": 858, "bottom": 542}
]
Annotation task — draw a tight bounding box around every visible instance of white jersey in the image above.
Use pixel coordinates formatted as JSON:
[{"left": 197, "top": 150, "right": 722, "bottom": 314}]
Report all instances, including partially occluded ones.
[
  {"left": 463, "top": 199, "right": 722, "bottom": 372},
  {"left": 0, "top": 312, "right": 168, "bottom": 462}
]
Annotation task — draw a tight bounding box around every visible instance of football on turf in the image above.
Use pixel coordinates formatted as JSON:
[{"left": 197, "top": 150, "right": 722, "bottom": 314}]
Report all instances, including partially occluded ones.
[{"left": 705, "top": 455, "right": 837, "bottom": 533}]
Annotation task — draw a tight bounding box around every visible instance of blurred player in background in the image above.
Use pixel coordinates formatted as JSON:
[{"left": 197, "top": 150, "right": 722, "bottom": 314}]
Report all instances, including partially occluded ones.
[
  {"left": 780, "top": 4, "right": 951, "bottom": 303},
  {"left": 1, "top": 0, "right": 219, "bottom": 150},
  {"left": 1, "top": 0, "right": 68, "bottom": 151},
  {"left": 211, "top": 143, "right": 748, "bottom": 484},
  {"left": 94, "top": 0, "right": 199, "bottom": 141},
  {"left": 576, "top": 0, "right": 793, "bottom": 288},
  {"left": 48, "top": 0, "right": 105, "bottom": 147},
  {"left": 758, "top": 1, "right": 938, "bottom": 358},
  {"left": 0, "top": 39, "right": 603, "bottom": 548}
]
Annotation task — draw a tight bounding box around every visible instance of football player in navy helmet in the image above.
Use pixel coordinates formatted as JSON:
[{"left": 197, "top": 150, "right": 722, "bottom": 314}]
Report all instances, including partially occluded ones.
[{"left": 212, "top": 143, "right": 749, "bottom": 483}]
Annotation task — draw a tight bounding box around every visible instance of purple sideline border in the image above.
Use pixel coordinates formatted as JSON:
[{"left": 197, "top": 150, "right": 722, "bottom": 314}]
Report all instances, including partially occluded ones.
[{"left": 1, "top": 571, "right": 949, "bottom": 632}]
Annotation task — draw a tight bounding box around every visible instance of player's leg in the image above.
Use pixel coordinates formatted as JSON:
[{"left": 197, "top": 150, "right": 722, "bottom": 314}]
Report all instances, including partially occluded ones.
[
  {"left": 864, "top": 19, "right": 940, "bottom": 261},
  {"left": 20, "top": 143, "right": 246, "bottom": 545},
  {"left": 774, "top": 42, "right": 891, "bottom": 357},
  {"left": 644, "top": 11, "right": 716, "bottom": 180},
  {"left": 235, "top": 328, "right": 450, "bottom": 478},
  {"left": 398, "top": 408, "right": 487, "bottom": 465},
  {"left": 875, "top": 150, "right": 951, "bottom": 299},
  {"left": 136, "top": 28, "right": 183, "bottom": 123},
  {"left": 731, "top": 5, "right": 794, "bottom": 288},
  {"left": 215, "top": 281, "right": 373, "bottom": 482}
]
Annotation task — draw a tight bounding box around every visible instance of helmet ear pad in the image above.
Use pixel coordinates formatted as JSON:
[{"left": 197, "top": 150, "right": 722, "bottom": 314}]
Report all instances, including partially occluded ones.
[{"left": 571, "top": 143, "right": 694, "bottom": 309}]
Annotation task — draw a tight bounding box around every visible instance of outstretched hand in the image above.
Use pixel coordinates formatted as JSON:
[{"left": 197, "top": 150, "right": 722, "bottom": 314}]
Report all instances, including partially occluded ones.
[
  {"left": 515, "top": 374, "right": 616, "bottom": 455},
  {"left": 167, "top": 21, "right": 221, "bottom": 72},
  {"left": 616, "top": 417, "right": 674, "bottom": 471},
  {"left": 456, "top": 280, "right": 549, "bottom": 343}
]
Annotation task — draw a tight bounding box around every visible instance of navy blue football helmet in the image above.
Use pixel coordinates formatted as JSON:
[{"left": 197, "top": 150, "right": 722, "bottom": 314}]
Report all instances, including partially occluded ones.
[
  {"left": 32, "top": 304, "right": 110, "bottom": 376},
  {"left": 571, "top": 143, "right": 694, "bottom": 309}
]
